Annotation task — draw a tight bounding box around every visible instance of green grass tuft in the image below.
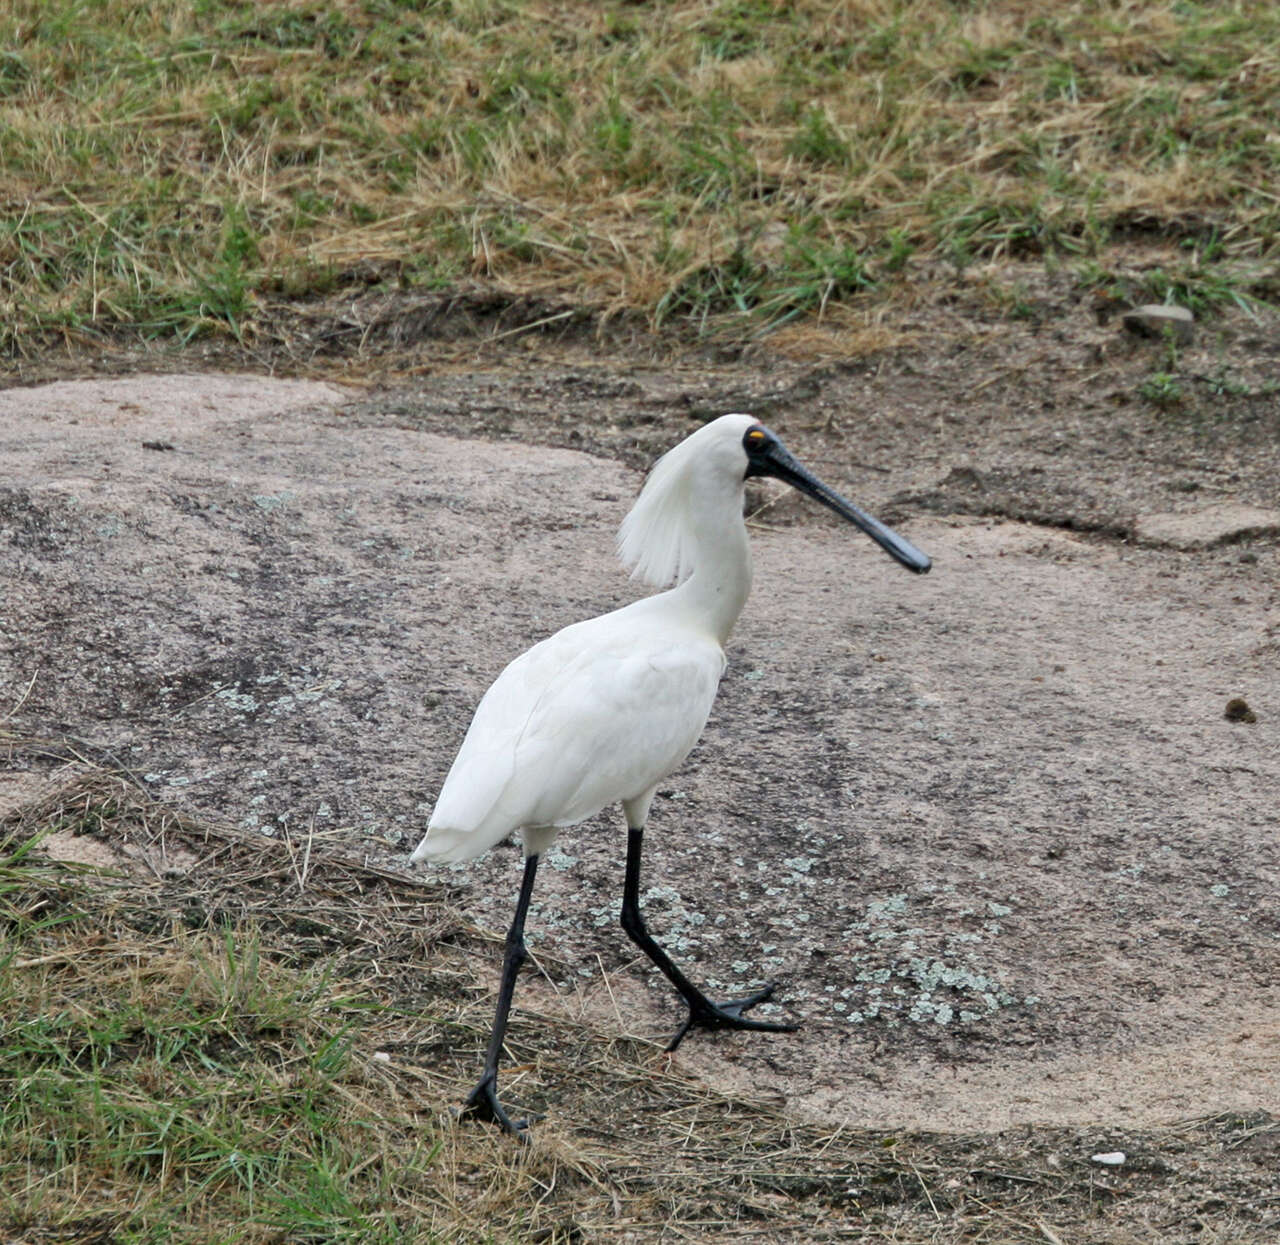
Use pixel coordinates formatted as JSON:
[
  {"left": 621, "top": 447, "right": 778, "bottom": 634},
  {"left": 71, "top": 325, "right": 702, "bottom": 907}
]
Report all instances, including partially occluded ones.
[{"left": 0, "top": 832, "right": 428, "bottom": 1241}]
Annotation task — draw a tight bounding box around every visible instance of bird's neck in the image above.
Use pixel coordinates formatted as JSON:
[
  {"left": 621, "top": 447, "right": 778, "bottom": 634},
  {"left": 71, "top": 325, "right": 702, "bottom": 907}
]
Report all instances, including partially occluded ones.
[{"left": 668, "top": 498, "right": 753, "bottom": 644}]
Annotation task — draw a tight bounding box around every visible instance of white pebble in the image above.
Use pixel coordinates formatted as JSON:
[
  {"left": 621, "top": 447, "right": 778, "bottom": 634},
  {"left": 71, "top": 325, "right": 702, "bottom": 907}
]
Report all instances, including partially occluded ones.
[{"left": 1091, "top": 1151, "right": 1125, "bottom": 1167}]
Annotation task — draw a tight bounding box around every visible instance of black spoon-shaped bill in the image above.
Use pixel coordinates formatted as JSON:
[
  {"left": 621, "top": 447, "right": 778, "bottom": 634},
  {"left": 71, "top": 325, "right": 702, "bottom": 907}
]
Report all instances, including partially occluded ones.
[{"left": 744, "top": 428, "right": 932, "bottom": 574}]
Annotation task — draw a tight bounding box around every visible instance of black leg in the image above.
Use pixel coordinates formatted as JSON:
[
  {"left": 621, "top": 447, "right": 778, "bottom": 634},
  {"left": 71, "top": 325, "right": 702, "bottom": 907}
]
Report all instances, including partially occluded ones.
[
  {"left": 619, "top": 826, "right": 800, "bottom": 1052},
  {"left": 460, "top": 852, "right": 543, "bottom": 1138}
]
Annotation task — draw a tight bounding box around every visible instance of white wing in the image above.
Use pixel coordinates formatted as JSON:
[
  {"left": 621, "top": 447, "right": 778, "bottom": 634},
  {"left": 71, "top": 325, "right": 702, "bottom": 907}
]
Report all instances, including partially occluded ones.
[{"left": 414, "top": 604, "right": 724, "bottom": 863}]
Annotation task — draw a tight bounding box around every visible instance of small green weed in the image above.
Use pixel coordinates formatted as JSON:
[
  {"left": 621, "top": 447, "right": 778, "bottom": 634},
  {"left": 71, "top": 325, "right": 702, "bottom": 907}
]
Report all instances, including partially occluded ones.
[
  {"left": 1139, "top": 371, "right": 1185, "bottom": 408},
  {"left": 787, "top": 106, "right": 851, "bottom": 168},
  {"left": 1203, "top": 368, "right": 1255, "bottom": 398}
]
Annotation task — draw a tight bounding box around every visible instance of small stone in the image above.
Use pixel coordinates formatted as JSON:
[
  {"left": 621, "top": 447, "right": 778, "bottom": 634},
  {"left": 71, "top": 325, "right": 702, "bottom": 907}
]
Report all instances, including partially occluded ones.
[
  {"left": 1123, "top": 304, "right": 1194, "bottom": 345},
  {"left": 1091, "top": 1151, "right": 1126, "bottom": 1167},
  {"left": 1224, "top": 697, "right": 1257, "bottom": 724}
]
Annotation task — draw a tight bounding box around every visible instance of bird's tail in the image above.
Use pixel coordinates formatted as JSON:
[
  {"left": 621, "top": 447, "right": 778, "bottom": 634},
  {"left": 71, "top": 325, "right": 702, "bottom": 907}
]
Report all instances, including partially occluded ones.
[{"left": 409, "top": 826, "right": 479, "bottom": 865}]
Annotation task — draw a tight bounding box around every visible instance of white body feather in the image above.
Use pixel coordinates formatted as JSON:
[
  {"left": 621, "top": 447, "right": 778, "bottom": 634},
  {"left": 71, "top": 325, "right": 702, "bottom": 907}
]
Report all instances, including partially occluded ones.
[{"left": 411, "top": 414, "right": 758, "bottom": 865}]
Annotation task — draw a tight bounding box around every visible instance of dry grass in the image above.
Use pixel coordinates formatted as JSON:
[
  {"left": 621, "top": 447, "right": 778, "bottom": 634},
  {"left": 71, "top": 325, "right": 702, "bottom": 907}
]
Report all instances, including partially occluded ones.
[
  {"left": 2, "top": 745, "right": 1278, "bottom": 1243},
  {"left": 1, "top": 0, "right": 1278, "bottom": 357}
]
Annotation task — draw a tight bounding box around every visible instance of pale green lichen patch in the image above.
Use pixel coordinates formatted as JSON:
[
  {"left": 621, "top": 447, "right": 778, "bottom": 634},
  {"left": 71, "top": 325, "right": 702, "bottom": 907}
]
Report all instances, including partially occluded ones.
[
  {"left": 546, "top": 845, "right": 578, "bottom": 872},
  {"left": 194, "top": 672, "right": 347, "bottom": 725},
  {"left": 251, "top": 491, "right": 296, "bottom": 512},
  {"left": 834, "top": 890, "right": 1034, "bottom": 1030},
  {"left": 215, "top": 686, "right": 260, "bottom": 714}
]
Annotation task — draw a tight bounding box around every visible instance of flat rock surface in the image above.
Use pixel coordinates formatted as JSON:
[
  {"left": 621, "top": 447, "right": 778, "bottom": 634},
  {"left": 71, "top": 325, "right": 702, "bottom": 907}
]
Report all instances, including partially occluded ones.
[
  {"left": 1, "top": 369, "right": 1277, "bottom": 1134},
  {"left": 1134, "top": 502, "right": 1280, "bottom": 549}
]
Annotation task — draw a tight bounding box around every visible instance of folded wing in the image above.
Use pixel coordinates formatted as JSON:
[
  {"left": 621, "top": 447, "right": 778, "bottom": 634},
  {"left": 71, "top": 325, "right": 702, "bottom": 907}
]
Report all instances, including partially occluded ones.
[{"left": 416, "top": 610, "right": 724, "bottom": 863}]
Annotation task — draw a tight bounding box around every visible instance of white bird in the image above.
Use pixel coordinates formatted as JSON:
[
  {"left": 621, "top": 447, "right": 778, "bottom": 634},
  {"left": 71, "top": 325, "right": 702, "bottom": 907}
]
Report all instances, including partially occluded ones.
[{"left": 411, "top": 414, "right": 930, "bottom": 1135}]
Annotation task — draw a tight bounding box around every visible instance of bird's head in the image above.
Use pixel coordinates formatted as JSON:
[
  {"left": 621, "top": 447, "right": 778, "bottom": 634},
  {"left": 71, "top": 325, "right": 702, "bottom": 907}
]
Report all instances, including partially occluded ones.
[{"left": 618, "top": 413, "right": 931, "bottom": 587}]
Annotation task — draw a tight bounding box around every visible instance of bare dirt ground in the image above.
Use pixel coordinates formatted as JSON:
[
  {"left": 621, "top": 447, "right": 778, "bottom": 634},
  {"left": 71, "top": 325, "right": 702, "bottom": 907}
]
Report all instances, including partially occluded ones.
[{"left": 2, "top": 280, "right": 1278, "bottom": 1237}]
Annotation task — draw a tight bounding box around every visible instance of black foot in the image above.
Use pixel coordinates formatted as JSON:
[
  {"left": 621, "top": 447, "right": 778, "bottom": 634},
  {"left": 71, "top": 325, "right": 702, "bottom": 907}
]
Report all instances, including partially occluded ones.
[
  {"left": 666, "top": 982, "right": 801, "bottom": 1052},
  {"left": 458, "top": 1071, "right": 542, "bottom": 1139}
]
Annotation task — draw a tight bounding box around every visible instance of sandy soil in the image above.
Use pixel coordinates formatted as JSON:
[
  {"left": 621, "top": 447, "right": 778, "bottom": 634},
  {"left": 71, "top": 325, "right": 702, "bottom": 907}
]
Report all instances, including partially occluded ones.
[{"left": 1, "top": 303, "right": 1277, "bottom": 1140}]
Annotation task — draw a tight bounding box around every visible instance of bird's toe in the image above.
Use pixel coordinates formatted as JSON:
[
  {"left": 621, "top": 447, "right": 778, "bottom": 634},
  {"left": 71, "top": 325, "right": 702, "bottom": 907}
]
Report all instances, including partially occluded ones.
[
  {"left": 666, "top": 982, "right": 801, "bottom": 1050},
  {"left": 458, "top": 1073, "right": 538, "bottom": 1138},
  {"left": 717, "top": 981, "right": 778, "bottom": 1017}
]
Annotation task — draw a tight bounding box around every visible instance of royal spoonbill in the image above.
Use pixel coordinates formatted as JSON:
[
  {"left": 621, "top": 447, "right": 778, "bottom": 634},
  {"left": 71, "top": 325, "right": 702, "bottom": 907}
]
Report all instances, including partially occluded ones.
[{"left": 411, "top": 414, "right": 930, "bottom": 1135}]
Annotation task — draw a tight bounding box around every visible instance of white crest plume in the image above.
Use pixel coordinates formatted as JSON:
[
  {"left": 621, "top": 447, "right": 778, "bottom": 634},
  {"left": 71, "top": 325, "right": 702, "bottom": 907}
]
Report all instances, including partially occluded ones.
[{"left": 616, "top": 414, "right": 755, "bottom": 588}]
